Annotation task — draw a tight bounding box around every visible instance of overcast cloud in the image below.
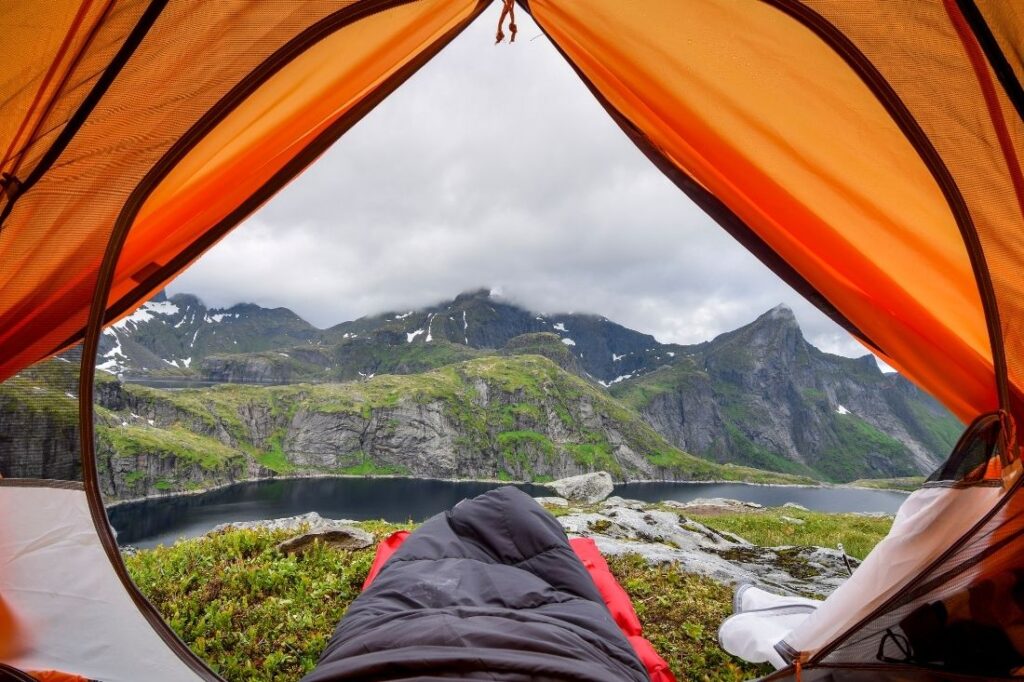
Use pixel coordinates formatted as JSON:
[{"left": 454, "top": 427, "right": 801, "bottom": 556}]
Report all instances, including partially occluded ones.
[{"left": 167, "top": 10, "right": 870, "bottom": 360}]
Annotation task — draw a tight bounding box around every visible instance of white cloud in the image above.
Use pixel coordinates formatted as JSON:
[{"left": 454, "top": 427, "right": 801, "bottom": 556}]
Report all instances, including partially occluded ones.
[{"left": 167, "top": 9, "right": 876, "bottom": 363}]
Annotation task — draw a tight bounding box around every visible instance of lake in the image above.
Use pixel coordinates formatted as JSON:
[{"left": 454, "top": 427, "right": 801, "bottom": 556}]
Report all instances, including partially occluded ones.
[{"left": 107, "top": 477, "right": 909, "bottom": 549}]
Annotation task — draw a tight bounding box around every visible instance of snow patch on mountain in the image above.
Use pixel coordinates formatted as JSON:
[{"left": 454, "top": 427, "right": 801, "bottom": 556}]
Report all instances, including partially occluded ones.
[
  {"left": 425, "top": 314, "right": 436, "bottom": 342},
  {"left": 97, "top": 330, "right": 127, "bottom": 373},
  {"left": 598, "top": 373, "right": 634, "bottom": 387},
  {"left": 113, "top": 300, "right": 180, "bottom": 331}
]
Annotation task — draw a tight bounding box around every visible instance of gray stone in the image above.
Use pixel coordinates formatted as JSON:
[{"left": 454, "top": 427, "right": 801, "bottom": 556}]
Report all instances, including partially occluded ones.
[
  {"left": 779, "top": 515, "right": 805, "bottom": 525},
  {"left": 559, "top": 502, "right": 853, "bottom": 597},
  {"left": 662, "top": 497, "right": 763, "bottom": 512},
  {"left": 548, "top": 471, "right": 614, "bottom": 503},
  {"left": 533, "top": 496, "right": 569, "bottom": 508},
  {"left": 277, "top": 526, "right": 374, "bottom": 555},
  {"left": 602, "top": 496, "right": 646, "bottom": 509},
  {"left": 210, "top": 511, "right": 355, "bottom": 535},
  {"left": 783, "top": 502, "right": 809, "bottom": 511}
]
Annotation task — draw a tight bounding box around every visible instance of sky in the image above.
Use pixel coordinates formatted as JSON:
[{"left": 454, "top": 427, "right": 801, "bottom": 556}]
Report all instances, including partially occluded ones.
[{"left": 166, "top": 8, "right": 872, "bottom": 360}]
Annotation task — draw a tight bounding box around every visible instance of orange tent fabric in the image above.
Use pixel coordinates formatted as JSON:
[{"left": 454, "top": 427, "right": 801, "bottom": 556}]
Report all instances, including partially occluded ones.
[
  {"left": 2, "top": 0, "right": 1021, "bottom": 438},
  {"left": 0, "top": 0, "right": 488, "bottom": 383},
  {"left": 2, "top": 1, "right": 1024, "bottom": 680}
]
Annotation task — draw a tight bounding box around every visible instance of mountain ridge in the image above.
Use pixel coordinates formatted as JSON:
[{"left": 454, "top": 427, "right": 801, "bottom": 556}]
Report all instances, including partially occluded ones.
[{"left": 4, "top": 288, "right": 963, "bottom": 486}]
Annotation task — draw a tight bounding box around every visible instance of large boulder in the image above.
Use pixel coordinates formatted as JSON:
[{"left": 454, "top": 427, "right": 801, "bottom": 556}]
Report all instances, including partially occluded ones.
[
  {"left": 547, "top": 471, "right": 614, "bottom": 503},
  {"left": 277, "top": 526, "right": 374, "bottom": 555}
]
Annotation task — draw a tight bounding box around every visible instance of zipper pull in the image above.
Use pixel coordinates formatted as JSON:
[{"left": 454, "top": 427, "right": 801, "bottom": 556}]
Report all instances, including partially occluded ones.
[{"left": 495, "top": 0, "right": 517, "bottom": 44}]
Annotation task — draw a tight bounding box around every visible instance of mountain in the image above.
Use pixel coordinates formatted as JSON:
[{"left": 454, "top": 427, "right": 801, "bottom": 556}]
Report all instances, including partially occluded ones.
[
  {"left": 97, "top": 289, "right": 681, "bottom": 386},
  {"left": 610, "top": 305, "right": 962, "bottom": 481},
  {"left": 322, "top": 289, "right": 681, "bottom": 385},
  {"left": 89, "top": 354, "right": 808, "bottom": 499},
  {"left": 2, "top": 289, "right": 963, "bottom": 488},
  {"left": 97, "top": 291, "right": 319, "bottom": 375}
]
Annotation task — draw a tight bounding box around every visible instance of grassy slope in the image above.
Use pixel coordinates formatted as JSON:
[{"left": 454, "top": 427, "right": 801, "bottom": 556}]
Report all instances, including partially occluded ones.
[
  {"left": 201, "top": 339, "right": 488, "bottom": 384},
  {"left": 111, "top": 355, "right": 815, "bottom": 486},
  {"left": 0, "top": 359, "right": 82, "bottom": 424},
  {"left": 846, "top": 476, "right": 925, "bottom": 492},
  {"left": 688, "top": 506, "right": 893, "bottom": 560},
  {"left": 126, "top": 507, "right": 893, "bottom": 682}
]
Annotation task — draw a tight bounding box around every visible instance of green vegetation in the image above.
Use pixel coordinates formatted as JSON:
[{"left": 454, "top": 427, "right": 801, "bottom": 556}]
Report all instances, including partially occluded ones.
[
  {"left": 906, "top": 401, "right": 963, "bottom": 456},
  {"left": 0, "top": 361, "right": 80, "bottom": 424},
  {"left": 125, "top": 524, "right": 382, "bottom": 680},
  {"left": 0, "top": 348, "right": 813, "bottom": 499},
  {"left": 847, "top": 476, "right": 924, "bottom": 492},
  {"left": 610, "top": 359, "right": 706, "bottom": 411},
  {"left": 502, "top": 332, "right": 578, "bottom": 370},
  {"left": 721, "top": 422, "right": 819, "bottom": 479},
  {"left": 125, "top": 507, "right": 887, "bottom": 681},
  {"left": 686, "top": 506, "right": 893, "bottom": 560},
  {"left": 497, "top": 430, "right": 556, "bottom": 471},
  {"left": 110, "top": 354, "right": 812, "bottom": 489},
  {"left": 820, "top": 414, "right": 916, "bottom": 482},
  {"left": 251, "top": 429, "right": 294, "bottom": 473},
  {"left": 325, "top": 339, "right": 486, "bottom": 382},
  {"left": 97, "top": 423, "right": 242, "bottom": 471},
  {"left": 607, "top": 554, "right": 770, "bottom": 681}
]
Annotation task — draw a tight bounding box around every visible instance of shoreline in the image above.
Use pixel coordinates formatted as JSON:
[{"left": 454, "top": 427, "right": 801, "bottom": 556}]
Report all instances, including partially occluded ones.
[{"left": 105, "top": 472, "right": 911, "bottom": 509}]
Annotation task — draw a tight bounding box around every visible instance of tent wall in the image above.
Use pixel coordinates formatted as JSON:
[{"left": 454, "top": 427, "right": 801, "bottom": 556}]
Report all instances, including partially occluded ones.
[
  {"left": 0, "top": 0, "right": 488, "bottom": 384},
  {"left": 3, "top": 0, "right": 1024, "bottom": 679},
  {"left": 521, "top": 0, "right": 1001, "bottom": 425},
  {"left": 0, "top": 483, "right": 208, "bottom": 681},
  {"left": 797, "top": 0, "right": 1024, "bottom": 423},
  {"left": 1, "top": 2, "right": 489, "bottom": 678},
  {"left": 778, "top": 484, "right": 1003, "bottom": 662}
]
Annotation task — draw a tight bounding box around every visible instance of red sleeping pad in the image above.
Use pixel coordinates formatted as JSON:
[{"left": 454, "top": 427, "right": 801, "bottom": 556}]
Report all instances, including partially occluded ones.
[{"left": 363, "top": 530, "right": 676, "bottom": 682}]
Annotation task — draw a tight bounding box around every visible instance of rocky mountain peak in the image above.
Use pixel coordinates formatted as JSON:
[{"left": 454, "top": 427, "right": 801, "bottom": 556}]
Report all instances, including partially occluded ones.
[
  {"left": 453, "top": 288, "right": 494, "bottom": 303},
  {"left": 751, "top": 303, "right": 799, "bottom": 331}
]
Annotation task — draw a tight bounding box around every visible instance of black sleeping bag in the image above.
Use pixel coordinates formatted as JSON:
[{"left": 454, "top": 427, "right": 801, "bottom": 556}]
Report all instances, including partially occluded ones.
[{"left": 302, "top": 486, "right": 649, "bottom": 681}]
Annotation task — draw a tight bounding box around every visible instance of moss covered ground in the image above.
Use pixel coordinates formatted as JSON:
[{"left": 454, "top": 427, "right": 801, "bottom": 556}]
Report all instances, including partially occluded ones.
[{"left": 125, "top": 506, "right": 892, "bottom": 681}]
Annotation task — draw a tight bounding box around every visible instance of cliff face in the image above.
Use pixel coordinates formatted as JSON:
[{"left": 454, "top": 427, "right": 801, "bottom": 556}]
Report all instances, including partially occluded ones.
[
  {"left": 86, "top": 354, "right": 807, "bottom": 500},
  {"left": 0, "top": 358, "right": 81, "bottom": 481},
  {"left": 1, "top": 292, "right": 963, "bottom": 493},
  {"left": 612, "top": 306, "right": 962, "bottom": 481}
]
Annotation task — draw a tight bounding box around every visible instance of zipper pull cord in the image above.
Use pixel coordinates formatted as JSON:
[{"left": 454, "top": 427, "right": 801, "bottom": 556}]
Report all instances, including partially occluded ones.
[
  {"left": 0, "top": 172, "right": 21, "bottom": 201},
  {"left": 495, "top": 0, "right": 517, "bottom": 44}
]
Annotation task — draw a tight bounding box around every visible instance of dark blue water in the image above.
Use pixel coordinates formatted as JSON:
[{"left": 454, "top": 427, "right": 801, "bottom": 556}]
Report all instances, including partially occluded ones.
[{"left": 108, "top": 477, "right": 908, "bottom": 549}]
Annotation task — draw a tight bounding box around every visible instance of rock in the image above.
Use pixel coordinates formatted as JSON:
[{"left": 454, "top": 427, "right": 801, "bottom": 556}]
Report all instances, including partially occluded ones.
[
  {"left": 277, "top": 526, "right": 373, "bottom": 555},
  {"left": 558, "top": 502, "right": 853, "bottom": 597},
  {"left": 533, "top": 496, "right": 569, "bottom": 508},
  {"left": 779, "top": 515, "right": 805, "bottom": 525},
  {"left": 547, "top": 471, "right": 614, "bottom": 503},
  {"left": 210, "top": 511, "right": 354, "bottom": 535},
  {"left": 602, "top": 496, "right": 646, "bottom": 509},
  {"left": 628, "top": 303, "right": 956, "bottom": 481},
  {"left": 783, "top": 502, "right": 809, "bottom": 511},
  {"left": 662, "top": 498, "right": 763, "bottom": 513}
]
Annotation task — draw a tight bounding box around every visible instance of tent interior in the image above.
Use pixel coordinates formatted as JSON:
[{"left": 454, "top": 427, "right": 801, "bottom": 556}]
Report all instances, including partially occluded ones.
[{"left": 2, "top": 0, "right": 1024, "bottom": 680}]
